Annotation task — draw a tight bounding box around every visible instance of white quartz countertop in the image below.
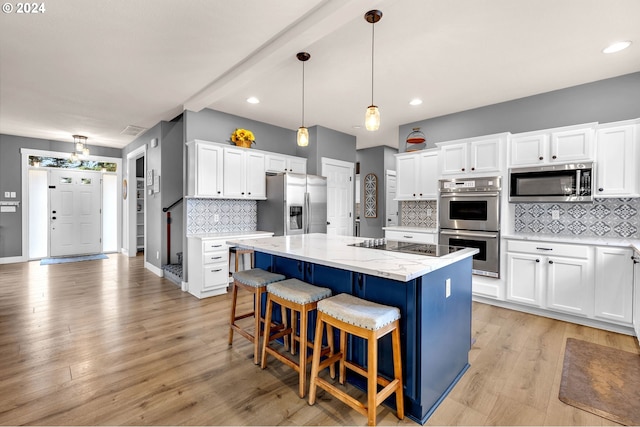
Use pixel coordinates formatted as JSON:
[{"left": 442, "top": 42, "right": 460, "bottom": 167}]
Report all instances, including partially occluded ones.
[
  {"left": 226, "top": 233, "right": 477, "bottom": 282},
  {"left": 187, "top": 231, "right": 273, "bottom": 240},
  {"left": 383, "top": 226, "right": 438, "bottom": 233}
]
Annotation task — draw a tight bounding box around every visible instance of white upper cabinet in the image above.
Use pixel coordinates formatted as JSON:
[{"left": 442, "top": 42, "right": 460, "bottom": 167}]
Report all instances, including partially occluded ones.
[
  {"left": 509, "top": 123, "right": 595, "bottom": 167},
  {"left": 594, "top": 119, "right": 640, "bottom": 198},
  {"left": 395, "top": 149, "right": 438, "bottom": 200},
  {"left": 437, "top": 134, "right": 506, "bottom": 177},
  {"left": 223, "top": 147, "right": 266, "bottom": 199},
  {"left": 187, "top": 140, "right": 224, "bottom": 198},
  {"left": 265, "top": 154, "right": 307, "bottom": 174}
]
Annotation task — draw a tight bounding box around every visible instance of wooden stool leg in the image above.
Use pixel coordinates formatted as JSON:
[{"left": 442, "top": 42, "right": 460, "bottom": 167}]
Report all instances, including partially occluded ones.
[
  {"left": 298, "top": 306, "right": 308, "bottom": 398},
  {"left": 228, "top": 282, "right": 239, "bottom": 345},
  {"left": 326, "top": 323, "right": 336, "bottom": 379},
  {"left": 392, "top": 325, "right": 404, "bottom": 420},
  {"left": 367, "top": 330, "right": 378, "bottom": 426},
  {"left": 291, "top": 310, "right": 298, "bottom": 355},
  {"left": 253, "top": 287, "right": 263, "bottom": 365},
  {"left": 235, "top": 251, "right": 240, "bottom": 274},
  {"left": 260, "top": 294, "right": 274, "bottom": 369},
  {"left": 339, "top": 329, "right": 347, "bottom": 384},
  {"left": 282, "top": 305, "right": 290, "bottom": 351},
  {"left": 308, "top": 312, "right": 325, "bottom": 405}
]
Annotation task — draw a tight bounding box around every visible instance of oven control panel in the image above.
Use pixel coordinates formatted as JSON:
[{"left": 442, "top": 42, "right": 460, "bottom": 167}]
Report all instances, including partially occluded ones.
[{"left": 439, "top": 176, "right": 501, "bottom": 193}]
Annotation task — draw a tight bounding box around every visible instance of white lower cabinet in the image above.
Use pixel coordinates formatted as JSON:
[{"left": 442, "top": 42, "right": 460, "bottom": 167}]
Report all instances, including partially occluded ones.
[
  {"left": 506, "top": 240, "right": 594, "bottom": 317},
  {"left": 187, "top": 237, "right": 229, "bottom": 299},
  {"left": 633, "top": 252, "right": 640, "bottom": 345},
  {"left": 594, "top": 246, "right": 633, "bottom": 324},
  {"left": 384, "top": 228, "right": 437, "bottom": 244}
]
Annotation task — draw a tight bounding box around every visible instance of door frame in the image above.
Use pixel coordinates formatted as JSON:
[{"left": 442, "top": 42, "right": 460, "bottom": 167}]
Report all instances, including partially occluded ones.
[
  {"left": 19, "top": 148, "right": 122, "bottom": 262},
  {"left": 320, "top": 157, "right": 355, "bottom": 237},
  {"left": 385, "top": 169, "right": 398, "bottom": 227},
  {"left": 125, "top": 145, "right": 146, "bottom": 257}
]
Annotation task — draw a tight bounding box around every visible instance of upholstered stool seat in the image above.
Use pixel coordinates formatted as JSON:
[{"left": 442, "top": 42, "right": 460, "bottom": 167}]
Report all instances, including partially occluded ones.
[
  {"left": 228, "top": 268, "right": 285, "bottom": 364},
  {"left": 308, "top": 293, "right": 404, "bottom": 426},
  {"left": 261, "top": 279, "right": 334, "bottom": 398}
]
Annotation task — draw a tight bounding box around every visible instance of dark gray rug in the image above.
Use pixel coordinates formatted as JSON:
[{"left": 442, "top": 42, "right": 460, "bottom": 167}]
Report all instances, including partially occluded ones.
[{"left": 559, "top": 338, "right": 640, "bottom": 426}]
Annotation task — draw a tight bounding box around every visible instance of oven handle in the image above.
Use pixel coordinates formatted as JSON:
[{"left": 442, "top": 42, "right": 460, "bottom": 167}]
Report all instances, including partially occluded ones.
[
  {"left": 439, "top": 191, "right": 501, "bottom": 198},
  {"left": 440, "top": 230, "right": 499, "bottom": 239}
]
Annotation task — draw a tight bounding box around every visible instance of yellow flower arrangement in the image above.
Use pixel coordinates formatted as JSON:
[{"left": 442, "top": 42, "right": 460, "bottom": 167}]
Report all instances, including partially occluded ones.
[{"left": 230, "top": 128, "right": 256, "bottom": 147}]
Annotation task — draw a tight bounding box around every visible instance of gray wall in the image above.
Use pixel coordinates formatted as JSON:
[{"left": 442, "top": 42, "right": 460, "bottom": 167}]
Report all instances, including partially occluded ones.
[
  {"left": 0, "top": 134, "right": 121, "bottom": 258},
  {"left": 122, "top": 117, "right": 184, "bottom": 269},
  {"left": 356, "top": 146, "right": 397, "bottom": 238},
  {"left": 184, "top": 108, "right": 297, "bottom": 155},
  {"left": 297, "top": 125, "right": 357, "bottom": 176},
  {"left": 399, "top": 71, "right": 640, "bottom": 150}
]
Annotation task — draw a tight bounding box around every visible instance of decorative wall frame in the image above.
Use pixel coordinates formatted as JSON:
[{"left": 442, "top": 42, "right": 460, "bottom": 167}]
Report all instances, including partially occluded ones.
[{"left": 364, "top": 173, "right": 377, "bottom": 218}]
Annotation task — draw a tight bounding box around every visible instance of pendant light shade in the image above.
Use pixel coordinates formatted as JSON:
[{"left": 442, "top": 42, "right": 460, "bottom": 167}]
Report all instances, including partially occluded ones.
[
  {"left": 71, "top": 134, "right": 89, "bottom": 160},
  {"left": 296, "top": 52, "right": 311, "bottom": 147},
  {"left": 364, "top": 10, "right": 382, "bottom": 132}
]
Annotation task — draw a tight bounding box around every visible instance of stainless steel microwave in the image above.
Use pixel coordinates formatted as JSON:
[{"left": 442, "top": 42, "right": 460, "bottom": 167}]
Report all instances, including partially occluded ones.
[{"left": 508, "top": 162, "right": 594, "bottom": 202}]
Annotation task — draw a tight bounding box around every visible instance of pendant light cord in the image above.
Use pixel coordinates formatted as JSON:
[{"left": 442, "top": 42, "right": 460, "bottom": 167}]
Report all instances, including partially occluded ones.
[
  {"left": 301, "top": 60, "right": 305, "bottom": 126},
  {"left": 371, "top": 21, "right": 375, "bottom": 106}
]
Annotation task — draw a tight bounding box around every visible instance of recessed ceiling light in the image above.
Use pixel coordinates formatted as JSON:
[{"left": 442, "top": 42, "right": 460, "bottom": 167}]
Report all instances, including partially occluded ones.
[
  {"left": 602, "top": 41, "right": 631, "bottom": 54},
  {"left": 246, "top": 97, "right": 260, "bottom": 104},
  {"left": 409, "top": 98, "right": 423, "bottom": 106}
]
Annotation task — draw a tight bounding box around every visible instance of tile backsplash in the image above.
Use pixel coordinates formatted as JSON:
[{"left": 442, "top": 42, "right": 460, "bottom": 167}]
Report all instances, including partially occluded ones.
[
  {"left": 513, "top": 198, "right": 640, "bottom": 238},
  {"left": 400, "top": 200, "right": 438, "bottom": 228},
  {"left": 187, "top": 198, "right": 257, "bottom": 234}
]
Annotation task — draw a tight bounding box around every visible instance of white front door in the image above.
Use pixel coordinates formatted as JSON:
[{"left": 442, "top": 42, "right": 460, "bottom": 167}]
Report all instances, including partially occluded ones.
[
  {"left": 50, "top": 169, "right": 102, "bottom": 256},
  {"left": 385, "top": 170, "right": 398, "bottom": 227},
  {"left": 322, "top": 158, "right": 354, "bottom": 236}
]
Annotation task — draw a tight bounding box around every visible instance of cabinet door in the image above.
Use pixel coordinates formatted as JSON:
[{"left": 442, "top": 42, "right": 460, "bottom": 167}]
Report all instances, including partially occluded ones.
[
  {"left": 196, "top": 143, "right": 223, "bottom": 197},
  {"left": 223, "top": 148, "right": 245, "bottom": 198},
  {"left": 265, "top": 154, "right": 287, "bottom": 173},
  {"left": 245, "top": 151, "right": 266, "bottom": 199},
  {"left": 470, "top": 138, "right": 501, "bottom": 174},
  {"left": 510, "top": 134, "right": 547, "bottom": 166},
  {"left": 546, "top": 256, "right": 592, "bottom": 316},
  {"left": 550, "top": 128, "right": 593, "bottom": 162},
  {"left": 633, "top": 255, "right": 640, "bottom": 346},
  {"left": 594, "top": 247, "right": 633, "bottom": 324},
  {"left": 395, "top": 154, "right": 419, "bottom": 199},
  {"left": 418, "top": 151, "right": 438, "bottom": 198},
  {"left": 506, "top": 253, "right": 543, "bottom": 307},
  {"left": 288, "top": 157, "right": 307, "bottom": 174},
  {"left": 440, "top": 143, "right": 467, "bottom": 176},
  {"left": 595, "top": 125, "right": 638, "bottom": 197}
]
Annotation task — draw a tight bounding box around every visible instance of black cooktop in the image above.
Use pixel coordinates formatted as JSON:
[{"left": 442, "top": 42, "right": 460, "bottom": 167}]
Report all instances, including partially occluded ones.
[{"left": 349, "top": 240, "right": 464, "bottom": 257}]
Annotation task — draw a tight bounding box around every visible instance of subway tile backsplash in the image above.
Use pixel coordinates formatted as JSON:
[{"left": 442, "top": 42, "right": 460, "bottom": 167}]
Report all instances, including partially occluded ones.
[
  {"left": 187, "top": 198, "right": 257, "bottom": 234},
  {"left": 400, "top": 200, "right": 438, "bottom": 228},
  {"left": 513, "top": 198, "right": 640, "bottom": 238}
]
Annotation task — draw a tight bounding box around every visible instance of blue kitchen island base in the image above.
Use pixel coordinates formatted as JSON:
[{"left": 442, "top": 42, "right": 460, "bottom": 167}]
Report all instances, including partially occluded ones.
[{"left": 254, "top": 252, "right": 473, "bottom": 424}]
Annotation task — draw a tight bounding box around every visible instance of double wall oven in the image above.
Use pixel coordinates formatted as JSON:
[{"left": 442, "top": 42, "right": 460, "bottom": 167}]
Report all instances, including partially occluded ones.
[{"left": 438, "top": 177, "right": 501, "bottom": 278}]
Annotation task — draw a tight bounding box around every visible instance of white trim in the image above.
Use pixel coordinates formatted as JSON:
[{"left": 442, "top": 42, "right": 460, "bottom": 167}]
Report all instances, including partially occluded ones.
[
  {"left": 145, "top": 261, "right": 164, "bottom": 277},
  {"left": 0, "top": 256, "right": 26, "bottom": 265},
  {"left": 320, "top": 156, "right": 353, "bottom": 170},
  {"left": 320, "top": 157, "right": 355, "bottom": 236},
  {"left": 125, "top": 145, "right": 147, "bottom": 257}
]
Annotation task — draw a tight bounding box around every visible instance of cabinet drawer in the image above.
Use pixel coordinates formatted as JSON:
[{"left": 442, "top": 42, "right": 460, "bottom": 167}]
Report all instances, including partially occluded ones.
[
  {"left": 203, "top": 262, "right": 229, "bottom": 291},
  {"left": 385, "top": 230, "right": 437, "bottom": 244},
  {"left": 203, "top": 240, "right": 227, "bottom": 252},
  {"left": 204, "top": 252, "right": 227, "bottom": 264},
  {"left": 506, "top": 240, "right": 590, "bottom": 258}
]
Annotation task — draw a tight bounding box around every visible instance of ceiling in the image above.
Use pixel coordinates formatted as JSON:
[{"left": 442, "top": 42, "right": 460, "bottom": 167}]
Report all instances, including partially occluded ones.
[{"left": 1, "top": 0, "right": 639, "bottom": 151}]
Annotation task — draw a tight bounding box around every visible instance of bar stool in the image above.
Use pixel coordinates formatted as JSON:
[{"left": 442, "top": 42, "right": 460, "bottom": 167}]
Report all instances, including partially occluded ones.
[
  {"left": 308, "top": 293, "right": 404, "bottom": 426},
  {"left": 228, "top": 247, "right": 254, "bottom": 277},
  {"left": 228, "top": 268, "right": 285, "bottom": 364},
  {"left": 260, "top": 278, "right": 334, "bottom": 398}
]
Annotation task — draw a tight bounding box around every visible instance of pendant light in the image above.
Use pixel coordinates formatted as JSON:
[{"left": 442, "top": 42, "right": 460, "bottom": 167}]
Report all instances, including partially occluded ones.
[
  {"left": 364, "top": 10, "right": 382, "bottom": 131},
  {"left": 296, "top": 52, "right": 310, "bottom": 147},
  {"left": 70, "top": 134, "right": 89, "bottom": 162}
]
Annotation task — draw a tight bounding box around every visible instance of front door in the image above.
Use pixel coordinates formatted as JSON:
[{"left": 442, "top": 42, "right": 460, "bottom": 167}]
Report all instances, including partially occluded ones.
[{"left": 50, "top": 169, "right": 102, "bottom": 256}]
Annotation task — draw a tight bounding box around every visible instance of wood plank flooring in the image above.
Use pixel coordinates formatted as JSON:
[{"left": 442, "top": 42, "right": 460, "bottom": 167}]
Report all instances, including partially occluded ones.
[{"left": 0, "top": 254, "right": 638, "bottom": 425}]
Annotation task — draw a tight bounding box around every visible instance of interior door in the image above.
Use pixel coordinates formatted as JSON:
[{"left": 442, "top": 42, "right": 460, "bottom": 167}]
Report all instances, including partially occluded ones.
[
  {"left": 322, "top": 158, "right": 354, "bottom": 236},
  {"left": 385, "top": 171, "right": 398, "bottom": 226},
  {"left": 50, "top": 169, "right": 102, "bottom": 256}
]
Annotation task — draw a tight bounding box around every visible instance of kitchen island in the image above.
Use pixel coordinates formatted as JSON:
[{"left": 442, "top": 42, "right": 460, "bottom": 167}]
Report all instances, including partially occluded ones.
[{"left": 227, "top": 233, "right": 478, "bottom": 424}]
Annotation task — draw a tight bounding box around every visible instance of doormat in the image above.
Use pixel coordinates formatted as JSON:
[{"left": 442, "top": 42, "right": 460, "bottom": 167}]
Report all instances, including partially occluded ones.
[
  {"left": 40, "top": 254, "right": 108, "bottom": 265},
  {"left": 559, "top": 338, "right": 640, "bottom": 426}
]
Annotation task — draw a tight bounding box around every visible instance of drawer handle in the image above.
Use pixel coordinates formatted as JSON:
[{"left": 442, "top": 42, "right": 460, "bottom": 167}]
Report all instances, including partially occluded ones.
[
  {"left": 536, "top": 247, "right": 553, "bottom": 251},
  {"left": 536, "top": 259, "right": 540, "bottom": 263},
  {"left": 548, "top": 260, "right": 554, "bottom": 264},
  {"left": 403, "top": 235, "right": 413, "bottom": 238},
  {"left": 211, "top": 269, "right": 222, "bottom": 272},
  {"left": 211, "top": 244, "right": 223, "bottom": 248},
  {"left": 211, "top": 256, "right": 222, "bottom": 260}
]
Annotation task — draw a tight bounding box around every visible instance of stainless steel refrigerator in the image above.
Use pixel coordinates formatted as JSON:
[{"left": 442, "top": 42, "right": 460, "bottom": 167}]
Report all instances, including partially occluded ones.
[{"left": 257, "top": 173, "right": 327, "bottom": 236}]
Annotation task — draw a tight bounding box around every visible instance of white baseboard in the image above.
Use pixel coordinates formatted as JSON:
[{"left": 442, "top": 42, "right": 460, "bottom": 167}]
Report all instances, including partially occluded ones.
[
  {"left": 145, "top": 262, "right": 164, "bottom": 277},
  {"left": 0, "top": 255, "right": 26, "bottom": 265}
]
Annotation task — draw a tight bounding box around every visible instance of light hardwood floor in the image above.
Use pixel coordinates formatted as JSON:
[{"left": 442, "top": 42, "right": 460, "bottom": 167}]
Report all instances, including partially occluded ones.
[{"left": 0, "top": 254, "right": 638, "bottom": 426}]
